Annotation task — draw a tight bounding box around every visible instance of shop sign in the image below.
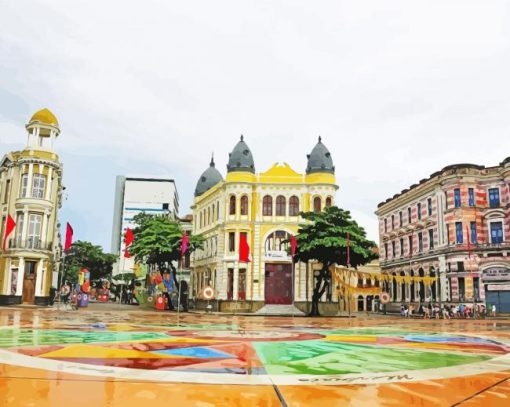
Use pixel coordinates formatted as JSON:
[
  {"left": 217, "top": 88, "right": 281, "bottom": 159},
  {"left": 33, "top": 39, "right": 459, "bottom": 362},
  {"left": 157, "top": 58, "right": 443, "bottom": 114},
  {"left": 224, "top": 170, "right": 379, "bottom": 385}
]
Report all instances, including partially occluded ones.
[
  {"left": 487, "top": 284, "right": 510, "bottom": 291},
  {"left": 264, "top": 251, "right": 290, "bottom": 260},
  {"left": 482, "top": 268, "right": 510, "bottom": 281}
]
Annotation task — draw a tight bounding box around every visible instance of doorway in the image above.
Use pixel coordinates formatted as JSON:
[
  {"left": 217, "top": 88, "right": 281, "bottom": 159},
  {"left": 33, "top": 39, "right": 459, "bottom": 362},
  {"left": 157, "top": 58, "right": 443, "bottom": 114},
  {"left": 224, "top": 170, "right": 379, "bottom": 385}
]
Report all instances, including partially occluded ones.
[
  {"left": 22, "top": 261, "right": 37, "bottom": 303},
  {"left": 264, "top": 263, "right": 292, "bottom": 304}
]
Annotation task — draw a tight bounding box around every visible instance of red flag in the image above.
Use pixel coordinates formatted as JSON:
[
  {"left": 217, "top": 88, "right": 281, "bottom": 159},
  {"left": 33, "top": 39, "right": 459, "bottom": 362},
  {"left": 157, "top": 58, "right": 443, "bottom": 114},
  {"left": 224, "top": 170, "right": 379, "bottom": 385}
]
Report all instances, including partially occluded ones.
[
  {"left": 123, "top": 227, "right": 133, "bottom": 258},
  {"left": 346, "top": 233, "right": 351, "bottom": 265},
  {"left": 181, "top": 232, "right": 188, "bottom": 256},
  {"left": 290, "top": 235, "right": 297, "bottom": 258},
  {"left": 64, "top": 222, "right": 73, "bottom": 252},
  {"left": 2, "top": 215, "right": 16, "bottom": 251},
  {"left": 239, "top": 233, "right": 250, "bottom": 262},
  {"left": 125, "top": 228, "right": 134, "bottom": 247}
]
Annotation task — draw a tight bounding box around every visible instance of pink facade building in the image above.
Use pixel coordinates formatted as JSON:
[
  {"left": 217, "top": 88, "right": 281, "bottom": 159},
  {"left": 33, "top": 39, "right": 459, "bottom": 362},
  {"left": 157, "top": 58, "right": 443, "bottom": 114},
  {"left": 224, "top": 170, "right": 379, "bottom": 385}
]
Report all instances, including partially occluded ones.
[{"left": 376, "top": 157, "right": 510, "bottom": 312}]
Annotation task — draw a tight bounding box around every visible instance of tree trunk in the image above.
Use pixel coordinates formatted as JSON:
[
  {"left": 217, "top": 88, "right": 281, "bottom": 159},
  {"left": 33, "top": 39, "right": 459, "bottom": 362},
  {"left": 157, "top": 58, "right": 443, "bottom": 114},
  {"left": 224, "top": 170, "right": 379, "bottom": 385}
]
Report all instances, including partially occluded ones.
[{"left": 309, "top": 265, "right": 330, "bottom": 317}]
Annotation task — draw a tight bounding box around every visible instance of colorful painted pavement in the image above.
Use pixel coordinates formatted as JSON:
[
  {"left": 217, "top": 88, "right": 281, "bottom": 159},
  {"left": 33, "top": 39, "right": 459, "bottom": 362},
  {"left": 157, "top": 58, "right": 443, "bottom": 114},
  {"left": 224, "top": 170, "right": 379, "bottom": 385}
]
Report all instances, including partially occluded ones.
[{"left": 0, "top": 307, "right": 510, "bottom": 406}]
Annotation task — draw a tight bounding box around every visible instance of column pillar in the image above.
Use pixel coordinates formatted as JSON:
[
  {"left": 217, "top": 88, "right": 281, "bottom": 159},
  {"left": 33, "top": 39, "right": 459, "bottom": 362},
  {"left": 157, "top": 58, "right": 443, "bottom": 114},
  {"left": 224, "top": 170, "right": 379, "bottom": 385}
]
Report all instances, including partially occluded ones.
[
  {"left": 16, "top": 257, "right": 25, "bottom": 296},
  {"left": 40, "top": 211, "right": 49, "bottom": 247},
  {"left": 21, "top": 208, "right": 29, "bottom": 242},
  {"left": 3, "top": 258, "right": 11, "bottom": 295},
  {"left": 35, "top": 259, "right": 44, "bottom": 296},
  {"left": 27, "top": 163, "right": 34, "bottom": 198},
  {"left": 45, "top": 167, "right": 53, "bottom": 201},
  {"left": 233, "top": 262, "right": 239, "bottom": 300}
]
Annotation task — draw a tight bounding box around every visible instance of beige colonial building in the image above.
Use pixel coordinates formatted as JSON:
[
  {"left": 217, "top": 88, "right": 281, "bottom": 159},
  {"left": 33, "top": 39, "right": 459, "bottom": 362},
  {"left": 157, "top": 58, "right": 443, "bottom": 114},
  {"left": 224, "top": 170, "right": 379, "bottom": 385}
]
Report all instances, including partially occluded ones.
[
  {"left": 376, "top": 158, "right": 510, "bottom": 312},
  {"left": 191, "top": 136, "right": 338, "bottom": 312},
  {"left": 0, "top": 109, "right": 63, "bottom": 305}
]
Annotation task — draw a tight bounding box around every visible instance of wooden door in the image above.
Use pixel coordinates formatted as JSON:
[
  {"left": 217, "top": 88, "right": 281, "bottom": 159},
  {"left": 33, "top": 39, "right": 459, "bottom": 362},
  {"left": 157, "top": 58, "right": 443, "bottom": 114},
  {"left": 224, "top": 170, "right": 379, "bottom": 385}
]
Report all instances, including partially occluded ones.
[
  {"left": 22, "top": 261, "right": 37, "bottom": 304},
  {"left": 265, "top": 263, "right": 292, "bottom": 304}
]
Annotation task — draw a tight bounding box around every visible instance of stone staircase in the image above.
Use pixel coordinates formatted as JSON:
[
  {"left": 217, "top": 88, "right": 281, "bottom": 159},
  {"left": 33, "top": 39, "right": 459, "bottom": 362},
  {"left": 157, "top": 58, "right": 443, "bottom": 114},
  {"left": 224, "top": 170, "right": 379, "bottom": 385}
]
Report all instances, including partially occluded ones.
[{"left": 255, "top": 304, "right": 306, "bottom": 316}]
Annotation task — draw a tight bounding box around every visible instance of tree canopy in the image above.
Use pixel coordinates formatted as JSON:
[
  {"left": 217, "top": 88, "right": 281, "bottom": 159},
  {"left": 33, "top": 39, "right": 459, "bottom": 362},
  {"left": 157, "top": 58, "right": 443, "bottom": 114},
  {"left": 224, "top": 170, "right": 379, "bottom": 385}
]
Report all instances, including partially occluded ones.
[
  {"left": 63, "top": 240, "right": 117, "bottom": 283},
  {"left": 128, "top": 213, "right": 203, "bottom": 272},
  {"left": 294, "top": 206, "right": 378, "bottom": 316},
  {"left": 295, "top": 206, "right": 377, "bottom": 268}
]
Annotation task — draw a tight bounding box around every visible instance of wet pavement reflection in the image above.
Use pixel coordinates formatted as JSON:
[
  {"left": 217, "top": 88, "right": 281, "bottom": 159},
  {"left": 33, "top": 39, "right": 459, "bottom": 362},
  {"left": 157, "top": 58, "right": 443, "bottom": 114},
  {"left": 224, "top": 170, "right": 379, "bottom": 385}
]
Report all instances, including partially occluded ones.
[{"left": 0, "top": 305, "right": 509, "bottom": 406}]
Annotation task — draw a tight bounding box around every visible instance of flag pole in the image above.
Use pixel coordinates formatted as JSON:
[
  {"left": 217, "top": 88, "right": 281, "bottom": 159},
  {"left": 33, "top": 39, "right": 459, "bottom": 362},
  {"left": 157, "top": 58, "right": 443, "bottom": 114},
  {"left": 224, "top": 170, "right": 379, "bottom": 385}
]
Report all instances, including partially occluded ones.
[
  {"left": 177, "top": 255, "right": 182, "bottom": 326},
  {"left": 291, "top": 255, "right": 295, "bottom": 319}
]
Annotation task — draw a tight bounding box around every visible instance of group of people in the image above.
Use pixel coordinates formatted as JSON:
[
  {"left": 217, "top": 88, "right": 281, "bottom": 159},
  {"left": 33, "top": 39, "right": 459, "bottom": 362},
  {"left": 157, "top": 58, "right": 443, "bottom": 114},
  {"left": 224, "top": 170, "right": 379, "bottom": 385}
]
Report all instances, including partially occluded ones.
[
  {"left": 400, "top": 302, "right": 496, "bottom": 319},
  {"left": 57, "top": 281, "right": 78, "bottom": 308}
]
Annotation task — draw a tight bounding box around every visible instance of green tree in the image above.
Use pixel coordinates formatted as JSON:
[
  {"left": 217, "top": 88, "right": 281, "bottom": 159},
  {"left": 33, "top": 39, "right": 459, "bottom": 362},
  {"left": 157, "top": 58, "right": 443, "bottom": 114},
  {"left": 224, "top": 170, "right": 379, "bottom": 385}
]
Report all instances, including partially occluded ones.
[
  {"left": 294, "top": 206, "right": 377, "bottom": 316},
  {"left": 128, "top": 213, "right": 203, "bottom": 285},
  {"left": 63, "top": 240, "right": 117, "bottom": 283}
]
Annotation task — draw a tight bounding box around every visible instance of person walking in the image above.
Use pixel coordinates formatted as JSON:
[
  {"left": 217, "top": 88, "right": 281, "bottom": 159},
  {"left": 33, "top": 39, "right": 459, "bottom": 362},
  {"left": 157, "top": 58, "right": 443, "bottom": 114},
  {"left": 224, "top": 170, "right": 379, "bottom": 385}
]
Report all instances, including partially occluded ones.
[
  {"left": 163, "top": 271, "right": 175, "bottom": 310},
  {"left": 491, "top": 304, "right": 496, "bottom": 317}
]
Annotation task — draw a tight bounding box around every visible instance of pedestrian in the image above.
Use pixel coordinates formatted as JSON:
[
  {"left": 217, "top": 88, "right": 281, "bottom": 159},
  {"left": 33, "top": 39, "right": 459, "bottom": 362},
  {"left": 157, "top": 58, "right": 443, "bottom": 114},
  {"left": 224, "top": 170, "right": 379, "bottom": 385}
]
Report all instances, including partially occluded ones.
[
  {"left": 59, "top": 281, "right": 71, "bottom": 307},
  {"left": 491, "top": 304, "right": 496, "bottom": 317},
  {"left": 163, "top": 271, "right": 175, "bottom": 310}
]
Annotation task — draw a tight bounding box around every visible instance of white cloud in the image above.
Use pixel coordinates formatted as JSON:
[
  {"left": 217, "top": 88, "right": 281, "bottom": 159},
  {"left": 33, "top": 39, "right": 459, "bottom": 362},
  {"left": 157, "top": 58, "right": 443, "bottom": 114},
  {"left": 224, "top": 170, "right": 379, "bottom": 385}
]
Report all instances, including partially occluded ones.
[{"left": 1, "top": 0, "right": 510, "bottom": 248}]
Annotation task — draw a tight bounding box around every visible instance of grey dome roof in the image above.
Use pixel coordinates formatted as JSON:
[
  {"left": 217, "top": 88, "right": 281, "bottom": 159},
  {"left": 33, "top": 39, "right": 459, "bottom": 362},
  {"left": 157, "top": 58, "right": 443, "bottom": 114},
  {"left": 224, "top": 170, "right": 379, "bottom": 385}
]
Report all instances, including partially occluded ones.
[
  {"left": 195, "top": 156, "right": 223, "bottom": 196},
  {"left": 306, "top": 136, "right": 335, "bottom": 174},
  {"left": 226, "top": 135, "right": 255, "bottom": 173}
]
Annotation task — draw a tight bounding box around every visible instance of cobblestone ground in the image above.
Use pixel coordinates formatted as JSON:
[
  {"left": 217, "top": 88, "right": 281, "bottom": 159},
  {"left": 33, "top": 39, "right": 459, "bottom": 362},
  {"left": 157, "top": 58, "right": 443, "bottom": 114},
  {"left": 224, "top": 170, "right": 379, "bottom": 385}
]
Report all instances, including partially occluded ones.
[{"left": 0, "top": 304, "right": 509, "bottom": 406}]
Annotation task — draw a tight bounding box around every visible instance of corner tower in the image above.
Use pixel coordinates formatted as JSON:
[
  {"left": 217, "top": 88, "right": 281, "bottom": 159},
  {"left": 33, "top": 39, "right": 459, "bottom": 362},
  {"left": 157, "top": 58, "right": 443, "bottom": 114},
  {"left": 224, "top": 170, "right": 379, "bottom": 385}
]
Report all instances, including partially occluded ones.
[{"left": 0, "top": 108, "right": 64, "bottom": 306}]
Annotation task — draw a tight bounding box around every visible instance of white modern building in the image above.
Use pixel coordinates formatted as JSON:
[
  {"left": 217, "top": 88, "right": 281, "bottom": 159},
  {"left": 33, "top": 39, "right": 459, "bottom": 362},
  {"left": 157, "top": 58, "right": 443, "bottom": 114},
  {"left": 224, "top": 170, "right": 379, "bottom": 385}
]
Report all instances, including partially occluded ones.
[{"left": 110, "top": 176, "right": 179, "bottom": 275}]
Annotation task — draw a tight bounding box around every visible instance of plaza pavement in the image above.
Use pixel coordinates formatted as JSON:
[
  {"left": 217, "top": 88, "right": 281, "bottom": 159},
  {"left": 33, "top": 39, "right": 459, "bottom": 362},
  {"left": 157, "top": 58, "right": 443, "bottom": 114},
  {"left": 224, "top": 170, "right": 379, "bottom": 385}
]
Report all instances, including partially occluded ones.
[{"left": 0, "top": 304, "right": 509, "bottom": 406}]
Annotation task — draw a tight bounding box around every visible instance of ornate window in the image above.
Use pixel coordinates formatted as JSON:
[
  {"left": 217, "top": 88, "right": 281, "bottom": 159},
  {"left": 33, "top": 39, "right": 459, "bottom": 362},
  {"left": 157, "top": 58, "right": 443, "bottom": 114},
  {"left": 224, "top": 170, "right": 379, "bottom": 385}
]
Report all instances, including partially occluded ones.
[
  {"left": 265, "top": 230, "right": 291, "bottom": 252},
  {"left": 240, "top": 195, "right": 248, "bottom": 215},
  {"left": 276, "top": 195, "right": 286, "bottom": 216},
  {"left": 325, "top": 196, "right": 332, "bottom": 207},
  {"left": 313, "top": 197, "right": 321, "bottom": 213},
  {"left": 32, "top": 174, "right": 46, "bottom": 199},
  {"left": 289, "top": 196, "right": 299, "bottom": 216},
  {"left": 27, "top": 213, "right": 42, "bottom": 248},
  {"left": 263, "top": 195, "right": 272, "bottom": 216},
  {"left": 20, "top": 174, "right": 29, "bottom": 198},
  {"left": 229, "top": 195, "right": 236, "bottom": 215}
]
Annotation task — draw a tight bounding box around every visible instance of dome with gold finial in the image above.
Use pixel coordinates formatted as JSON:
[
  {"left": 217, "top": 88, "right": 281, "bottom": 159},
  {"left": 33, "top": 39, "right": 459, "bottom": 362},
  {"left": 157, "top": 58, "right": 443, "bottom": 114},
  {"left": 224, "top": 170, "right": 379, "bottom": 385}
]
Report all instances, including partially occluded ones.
[{"left": 29, "top": 108, "right": 59, "bottom": 126}]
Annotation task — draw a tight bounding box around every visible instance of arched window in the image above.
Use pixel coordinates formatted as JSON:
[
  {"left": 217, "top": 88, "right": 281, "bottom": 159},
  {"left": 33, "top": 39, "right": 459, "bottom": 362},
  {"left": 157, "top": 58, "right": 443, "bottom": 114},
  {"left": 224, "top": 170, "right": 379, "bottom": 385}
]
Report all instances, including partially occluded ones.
[
  {"left": 263, "top": 195, "right": 272, "bottom": 216},
  {"left": 265, "top": 230, "right": 291, "bottom": 252},
  {"left": 240, "top": 195, "right": 248, "bottom": 215},
  {"left": 313, "top": 197, "right": 322, "bottom": 213},
  {"left": 217, "top": 201, "right": 220, "bottom": 220},
  {"left": 325, "top": 196, "right": 332, "bottom": 207},
  {"left": 289, "top": 196, "right": 299, "bottom": 216},
  {"left": 229, "top": 195, "right": 236, "bottom": 215},
  {"left": 199, "top": 212, "right": 202, "bottom": 228},
  {"left": 276, "top": 196, "right": 286, "bottom": 216},
  {"left": 212, "top": 203, "right": 215, "bottom": 221}
]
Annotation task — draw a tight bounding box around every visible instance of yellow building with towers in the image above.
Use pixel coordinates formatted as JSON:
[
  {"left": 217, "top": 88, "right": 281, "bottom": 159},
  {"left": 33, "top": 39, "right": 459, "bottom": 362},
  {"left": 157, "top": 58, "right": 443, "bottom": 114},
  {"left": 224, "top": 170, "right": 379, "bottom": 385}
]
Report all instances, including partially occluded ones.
[
  {"left": 0, "top": 109, "right": 63, "bottom": 306},
  {"left": 191, "top": 136, "right": 338, "bottom": 312}
]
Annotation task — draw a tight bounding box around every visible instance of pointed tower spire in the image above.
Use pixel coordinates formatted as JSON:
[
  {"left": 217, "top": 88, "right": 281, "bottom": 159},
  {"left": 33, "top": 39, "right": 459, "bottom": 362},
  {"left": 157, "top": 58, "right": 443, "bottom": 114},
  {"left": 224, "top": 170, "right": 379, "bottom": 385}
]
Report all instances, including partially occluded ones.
[{"left": 210, "top": 153, "right": 215, "bottom": 167}]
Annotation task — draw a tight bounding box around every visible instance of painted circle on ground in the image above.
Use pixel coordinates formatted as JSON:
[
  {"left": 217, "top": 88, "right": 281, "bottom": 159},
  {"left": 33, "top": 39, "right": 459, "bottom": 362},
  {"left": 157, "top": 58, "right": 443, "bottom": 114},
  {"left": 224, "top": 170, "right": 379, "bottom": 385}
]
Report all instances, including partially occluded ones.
[
  {"left": 167, "top": 329, "right": 324, "bottom": 341},
  {"left": 1, "top": 324, "right": 509, "bottom": 386}
]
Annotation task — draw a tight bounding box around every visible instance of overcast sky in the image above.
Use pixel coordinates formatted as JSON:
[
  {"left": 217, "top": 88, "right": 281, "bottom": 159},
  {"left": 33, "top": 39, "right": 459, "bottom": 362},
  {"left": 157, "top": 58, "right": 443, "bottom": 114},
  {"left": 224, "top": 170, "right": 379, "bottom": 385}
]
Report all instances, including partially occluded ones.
[{"left": 1, "top": 0, "right": 509, "bottom": 251}]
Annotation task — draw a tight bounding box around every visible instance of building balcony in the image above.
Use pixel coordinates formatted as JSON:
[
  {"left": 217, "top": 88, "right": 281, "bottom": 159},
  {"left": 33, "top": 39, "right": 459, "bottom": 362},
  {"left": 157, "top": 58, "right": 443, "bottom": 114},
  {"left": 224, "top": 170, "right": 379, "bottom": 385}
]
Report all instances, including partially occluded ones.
[
  {"left": 7, "top": 237, "right": 52, "bottom": 251},
  {"left": 15, "top": 197, "right": 54, "bottom": 211}
]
